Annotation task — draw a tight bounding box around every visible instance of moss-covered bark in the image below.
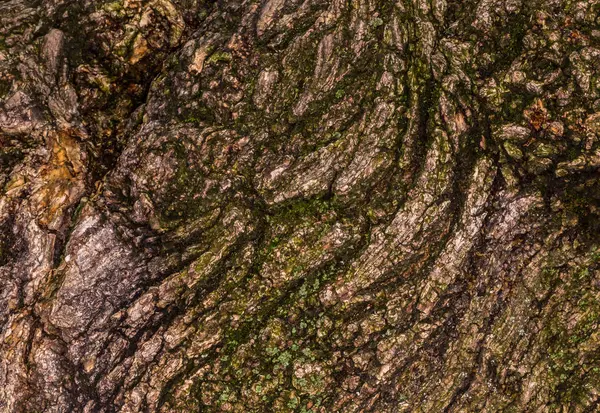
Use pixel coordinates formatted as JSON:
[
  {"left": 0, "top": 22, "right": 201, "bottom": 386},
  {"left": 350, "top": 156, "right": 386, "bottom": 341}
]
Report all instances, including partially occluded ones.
[{"left": 1, "top": 0, "right": 600, "bottom": 411}]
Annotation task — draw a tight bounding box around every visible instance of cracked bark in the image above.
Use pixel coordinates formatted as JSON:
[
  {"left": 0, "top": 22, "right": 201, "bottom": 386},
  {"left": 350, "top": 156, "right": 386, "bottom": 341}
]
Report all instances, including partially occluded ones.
[{"left": 1, "top": 0, "right": 600, "bottom": 412}]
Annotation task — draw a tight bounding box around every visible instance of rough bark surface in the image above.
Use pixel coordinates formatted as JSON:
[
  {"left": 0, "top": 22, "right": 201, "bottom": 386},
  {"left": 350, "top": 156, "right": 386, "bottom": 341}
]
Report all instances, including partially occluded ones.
[{"left": 2, "top": 0, "right": 600, "bottom": 412}]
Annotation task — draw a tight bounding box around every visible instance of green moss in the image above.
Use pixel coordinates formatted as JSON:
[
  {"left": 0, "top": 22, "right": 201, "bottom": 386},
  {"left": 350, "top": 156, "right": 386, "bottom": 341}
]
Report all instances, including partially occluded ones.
[
  {"left": 276, "top": 351, "right": 292, "bottom": 368},
  {"left": 504, "top": 141, "right": 523, "bottom": 160},
  {"left": 207, "top": 51, "right": 232, "bottom": 65},
  {"left": 370, "top": 17, "right": 384, "bottom": 28},
  {"left": 267, "top": 197, "right": 335, "bottom": 226},
  {"left": 539, "top": 251, "right": 600, "bottom": 404}
]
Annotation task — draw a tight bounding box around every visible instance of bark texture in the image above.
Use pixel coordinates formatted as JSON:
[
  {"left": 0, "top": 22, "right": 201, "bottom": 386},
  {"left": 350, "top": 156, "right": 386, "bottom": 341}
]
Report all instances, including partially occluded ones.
[{"left": 2, "top": 0, "right": 600, "bottom": 412}]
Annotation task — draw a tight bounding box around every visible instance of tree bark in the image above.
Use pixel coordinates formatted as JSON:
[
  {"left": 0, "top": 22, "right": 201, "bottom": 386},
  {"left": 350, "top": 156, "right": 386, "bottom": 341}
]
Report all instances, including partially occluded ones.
[{"left": 1, "top": 0, "right": 600, "bottom": 411}]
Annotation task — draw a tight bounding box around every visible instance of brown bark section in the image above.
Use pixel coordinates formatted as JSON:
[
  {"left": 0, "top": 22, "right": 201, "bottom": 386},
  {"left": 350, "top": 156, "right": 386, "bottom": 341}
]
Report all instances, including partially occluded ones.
[{"left": 1, "top": 0, "right": 600, "bottom": 412}]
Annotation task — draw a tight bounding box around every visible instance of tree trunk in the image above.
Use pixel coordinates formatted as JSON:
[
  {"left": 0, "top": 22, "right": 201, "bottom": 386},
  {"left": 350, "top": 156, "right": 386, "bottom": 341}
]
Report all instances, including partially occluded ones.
[{"left": 1, "top": 0, "right": 600, "bottom": 411}]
